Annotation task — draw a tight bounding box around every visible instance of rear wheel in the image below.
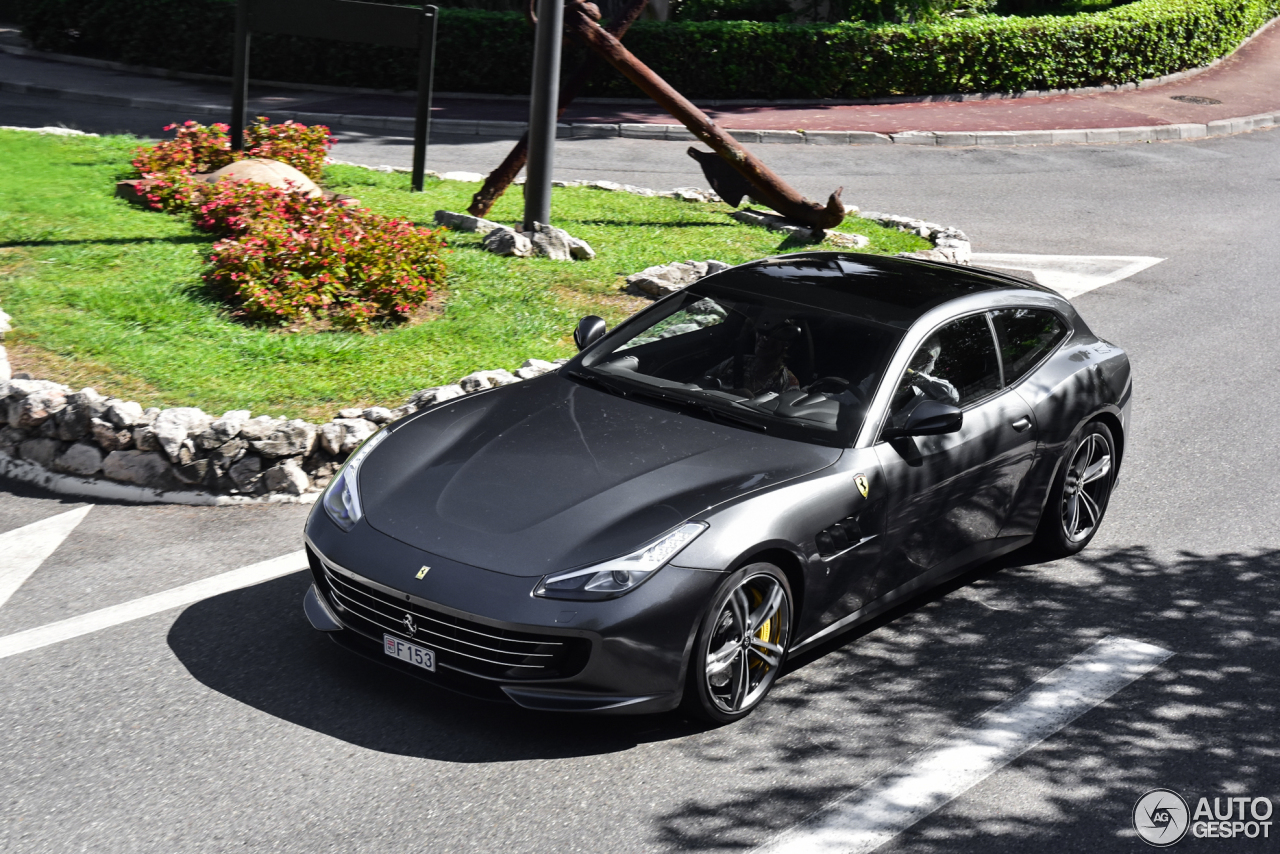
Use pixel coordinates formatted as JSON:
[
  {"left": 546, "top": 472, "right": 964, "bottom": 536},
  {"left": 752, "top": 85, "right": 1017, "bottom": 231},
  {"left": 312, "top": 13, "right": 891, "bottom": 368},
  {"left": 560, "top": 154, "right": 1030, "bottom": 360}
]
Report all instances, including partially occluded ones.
[
  {"left": 683, "top": 563, "right": 792, "bottom": 724},
  {"left": 1036, "top": 420, "right": 1116, "bottom": 558}
]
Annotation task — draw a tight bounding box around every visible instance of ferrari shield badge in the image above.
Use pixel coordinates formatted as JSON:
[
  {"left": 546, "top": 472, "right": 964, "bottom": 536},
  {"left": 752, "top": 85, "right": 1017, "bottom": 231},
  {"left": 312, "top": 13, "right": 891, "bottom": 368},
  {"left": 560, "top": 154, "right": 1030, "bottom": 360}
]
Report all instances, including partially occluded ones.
[
  {"left": 854, "top": 473, "right": 870, "bottom": 499},
  {"left": 415, "top": 566, "right": 431, "bottom": 579}
]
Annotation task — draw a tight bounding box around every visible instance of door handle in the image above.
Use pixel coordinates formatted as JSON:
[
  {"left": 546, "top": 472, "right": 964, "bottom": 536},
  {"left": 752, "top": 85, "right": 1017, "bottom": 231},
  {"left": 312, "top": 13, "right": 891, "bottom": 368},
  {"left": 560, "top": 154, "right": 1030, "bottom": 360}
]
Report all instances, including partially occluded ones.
[{"left": 1010, "top": 416, "right": 1033, "bottom": 433}]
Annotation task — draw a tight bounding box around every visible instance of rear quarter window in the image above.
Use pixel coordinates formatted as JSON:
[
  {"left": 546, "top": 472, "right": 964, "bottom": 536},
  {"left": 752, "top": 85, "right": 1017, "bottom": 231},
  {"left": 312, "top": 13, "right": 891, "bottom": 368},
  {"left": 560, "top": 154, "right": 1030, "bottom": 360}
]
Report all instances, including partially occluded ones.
[{"left": 990, "top": 309, "right": 1069, "bottom": 386}]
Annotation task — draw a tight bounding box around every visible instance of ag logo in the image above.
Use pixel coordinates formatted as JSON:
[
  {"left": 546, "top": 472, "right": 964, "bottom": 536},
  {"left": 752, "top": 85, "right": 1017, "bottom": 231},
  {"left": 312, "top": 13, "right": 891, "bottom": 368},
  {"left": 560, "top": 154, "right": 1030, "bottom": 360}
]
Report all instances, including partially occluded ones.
[
  {"left": 1134, "top": 788, "right": 1190, "bottom": 847},
  {"left": 854, "top": 473, "right": 870, "bottom": 499}
]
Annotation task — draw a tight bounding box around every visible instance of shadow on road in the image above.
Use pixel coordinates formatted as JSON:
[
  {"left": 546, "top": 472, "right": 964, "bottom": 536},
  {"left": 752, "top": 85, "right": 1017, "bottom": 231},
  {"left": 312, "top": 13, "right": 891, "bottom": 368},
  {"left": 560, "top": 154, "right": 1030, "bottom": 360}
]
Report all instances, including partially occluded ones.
[
  {"left": 651, "top": 545, "right": 1280, "bottom": 852},
  {"left": 166, "top": 571, "right": 707, "bottom": 762}
]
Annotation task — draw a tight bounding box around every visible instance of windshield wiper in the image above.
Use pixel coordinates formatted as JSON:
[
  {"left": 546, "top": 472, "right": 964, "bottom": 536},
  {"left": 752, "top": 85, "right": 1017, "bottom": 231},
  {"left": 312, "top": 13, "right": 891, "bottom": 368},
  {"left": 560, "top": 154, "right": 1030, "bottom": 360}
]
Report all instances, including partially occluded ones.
[
  {"left": 563, "top": 369, "right": 629, "bottom": 398},
  {"left": 622, "top": 384, "right": 769, "bottom": 433}
]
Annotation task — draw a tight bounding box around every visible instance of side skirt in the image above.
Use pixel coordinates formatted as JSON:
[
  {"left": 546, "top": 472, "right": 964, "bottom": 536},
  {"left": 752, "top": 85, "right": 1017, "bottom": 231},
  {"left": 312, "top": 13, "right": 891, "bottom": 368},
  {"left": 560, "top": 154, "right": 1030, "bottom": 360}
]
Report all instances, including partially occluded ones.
[{"left": 789, "top": 534, "right": 1033, "bottom": 656}]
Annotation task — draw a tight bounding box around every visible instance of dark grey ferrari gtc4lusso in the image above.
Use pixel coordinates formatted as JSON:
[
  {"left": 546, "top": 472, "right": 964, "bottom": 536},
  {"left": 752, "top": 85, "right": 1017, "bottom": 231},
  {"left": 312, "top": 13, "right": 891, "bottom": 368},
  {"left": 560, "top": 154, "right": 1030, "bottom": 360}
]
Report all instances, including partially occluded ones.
[{"left": 302, "top": 252, "right": 1131, "bottom": 723}]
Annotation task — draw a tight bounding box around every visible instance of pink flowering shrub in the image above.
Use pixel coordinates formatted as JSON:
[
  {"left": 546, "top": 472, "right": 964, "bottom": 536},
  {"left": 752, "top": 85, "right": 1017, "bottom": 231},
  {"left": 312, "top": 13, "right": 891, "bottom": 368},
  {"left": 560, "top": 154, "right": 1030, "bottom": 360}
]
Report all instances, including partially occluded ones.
[
  {"left": 131, "top": 117, "right": 335, "bottom": 182},
  {"left": 129, "top": 118, "right": 444, "bottom": 330},
  {"left": 195, "top": 180, "right": 446, "bottom": 329}
]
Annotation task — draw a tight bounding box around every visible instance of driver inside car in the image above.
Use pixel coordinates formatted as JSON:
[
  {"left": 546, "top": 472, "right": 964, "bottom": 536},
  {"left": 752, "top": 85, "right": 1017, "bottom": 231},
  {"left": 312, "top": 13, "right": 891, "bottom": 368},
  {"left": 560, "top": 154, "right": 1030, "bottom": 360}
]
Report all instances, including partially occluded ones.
[{"left": 892, "top": 341, "right": 960, "bottom": 416}]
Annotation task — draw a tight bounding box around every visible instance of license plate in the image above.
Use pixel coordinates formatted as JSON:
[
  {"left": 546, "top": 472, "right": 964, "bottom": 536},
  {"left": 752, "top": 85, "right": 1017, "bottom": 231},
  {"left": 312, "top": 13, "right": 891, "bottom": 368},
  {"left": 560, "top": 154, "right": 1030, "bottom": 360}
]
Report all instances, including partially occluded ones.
[{"left": 383, "top": 634, "right": 436, "bottom": 672}]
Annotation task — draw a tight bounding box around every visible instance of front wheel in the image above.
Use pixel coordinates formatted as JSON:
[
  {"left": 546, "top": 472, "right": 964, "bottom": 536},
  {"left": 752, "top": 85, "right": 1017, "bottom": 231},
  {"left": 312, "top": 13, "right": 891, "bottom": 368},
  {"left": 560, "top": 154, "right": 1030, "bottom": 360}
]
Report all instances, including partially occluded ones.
[
  {"left": 1035, "top": 420, "right": 1116, "bottom": 558},
  {"left": 682, "top": 563, "right": 792, "bottom": 724}
]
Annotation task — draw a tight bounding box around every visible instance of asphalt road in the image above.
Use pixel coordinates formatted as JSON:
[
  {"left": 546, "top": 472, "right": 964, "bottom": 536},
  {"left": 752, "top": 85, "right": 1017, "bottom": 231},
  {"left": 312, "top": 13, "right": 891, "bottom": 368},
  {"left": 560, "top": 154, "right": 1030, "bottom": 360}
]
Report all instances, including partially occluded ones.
[{"left": 2, "top": 90, "right": 1279, "bottom": 852}]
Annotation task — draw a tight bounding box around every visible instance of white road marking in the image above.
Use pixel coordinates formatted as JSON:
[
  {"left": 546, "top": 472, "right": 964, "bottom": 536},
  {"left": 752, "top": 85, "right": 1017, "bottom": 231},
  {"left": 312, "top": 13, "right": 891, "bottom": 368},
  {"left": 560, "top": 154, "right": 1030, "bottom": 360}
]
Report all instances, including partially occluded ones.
[
  {"left": 970, "top": 253, "right": 1164, "bottom": 299},
  {"left": 755, "top": 636, "right": 1172, "bottom": 854},
  {"left": 0, "top": 550, "right": 307, "bottom": 660},
  {"left": 0, "top": 505, "right": 93, "bottom": 611}
]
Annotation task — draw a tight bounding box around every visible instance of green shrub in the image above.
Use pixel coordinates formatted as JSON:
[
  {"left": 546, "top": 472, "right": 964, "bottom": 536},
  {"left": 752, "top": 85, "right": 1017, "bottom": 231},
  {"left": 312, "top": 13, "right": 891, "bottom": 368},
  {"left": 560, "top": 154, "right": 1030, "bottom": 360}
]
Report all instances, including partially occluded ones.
[{"left": 17, "top": 0, "right": 1279, "bottom": 99}]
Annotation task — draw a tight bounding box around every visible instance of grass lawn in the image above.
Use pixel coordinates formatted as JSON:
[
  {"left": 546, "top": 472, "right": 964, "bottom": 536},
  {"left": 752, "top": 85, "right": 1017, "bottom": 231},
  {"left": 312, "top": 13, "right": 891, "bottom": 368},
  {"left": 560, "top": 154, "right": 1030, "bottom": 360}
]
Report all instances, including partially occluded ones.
[{"left": 0, "top": 129, "right": 930, "bottom": 420}]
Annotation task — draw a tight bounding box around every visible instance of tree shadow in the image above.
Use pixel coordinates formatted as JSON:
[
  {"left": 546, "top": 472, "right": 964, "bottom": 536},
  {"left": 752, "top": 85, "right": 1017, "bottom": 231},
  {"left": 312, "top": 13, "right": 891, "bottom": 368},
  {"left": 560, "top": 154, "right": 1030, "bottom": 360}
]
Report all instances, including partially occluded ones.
[
  {"left": 652, "top": 545, "right": 1280, "bottom": 851},
  {"left": 166, "top": 571, "right": 710, "bottom": 763}
]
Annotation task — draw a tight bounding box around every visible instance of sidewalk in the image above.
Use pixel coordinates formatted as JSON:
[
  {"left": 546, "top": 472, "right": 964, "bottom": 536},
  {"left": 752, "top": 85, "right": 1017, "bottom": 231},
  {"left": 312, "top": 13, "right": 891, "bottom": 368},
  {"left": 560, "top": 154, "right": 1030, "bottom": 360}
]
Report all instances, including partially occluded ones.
[{"left": 2, "top": 19, "right": 1279, "bottom": 145}]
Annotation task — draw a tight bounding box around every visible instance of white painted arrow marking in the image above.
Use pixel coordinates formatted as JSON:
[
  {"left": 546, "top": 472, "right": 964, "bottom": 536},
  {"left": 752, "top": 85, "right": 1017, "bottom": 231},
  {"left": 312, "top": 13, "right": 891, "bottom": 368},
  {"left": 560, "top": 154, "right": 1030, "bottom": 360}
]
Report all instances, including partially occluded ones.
[
  {"left": 970, "top": 254, "right": 1163, "bottom": 299},
  {"left": 0, "top": 505, "right": 93, "bottom": 611}
]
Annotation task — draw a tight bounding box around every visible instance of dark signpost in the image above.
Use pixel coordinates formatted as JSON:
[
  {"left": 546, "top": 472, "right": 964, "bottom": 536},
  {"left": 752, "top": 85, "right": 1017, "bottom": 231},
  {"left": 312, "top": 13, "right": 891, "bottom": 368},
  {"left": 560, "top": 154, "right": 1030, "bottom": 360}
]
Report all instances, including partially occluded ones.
[
  {"left": 522, "top": 0, "right": 564, "bottom": 232},
  {"left": 231, "top": 0, "right": 439, "bottom": 191}
]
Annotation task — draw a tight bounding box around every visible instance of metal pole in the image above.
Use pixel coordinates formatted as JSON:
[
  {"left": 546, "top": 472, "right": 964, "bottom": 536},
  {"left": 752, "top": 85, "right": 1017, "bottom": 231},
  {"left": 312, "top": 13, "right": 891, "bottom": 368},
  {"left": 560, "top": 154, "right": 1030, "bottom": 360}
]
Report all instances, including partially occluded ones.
[
  {"left": 523, "top": 0, "right": 564, "bottom": 232},
  {"left": 231, "top": 0, "right": 250, "bottom": 152},
  {"left": 467, "top": 0, "right": 649, "bottom": 218},
  {"left": 412, "top": 5, "right": 438, "bottom": 192}
]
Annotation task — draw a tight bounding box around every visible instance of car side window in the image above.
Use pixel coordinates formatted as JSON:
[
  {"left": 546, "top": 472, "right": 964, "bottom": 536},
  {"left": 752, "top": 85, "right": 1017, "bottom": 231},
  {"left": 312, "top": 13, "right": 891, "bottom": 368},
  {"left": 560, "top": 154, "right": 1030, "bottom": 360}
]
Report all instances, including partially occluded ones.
[
  {"left": 990, "top": 309, "right": 1068, "bottom": 386},
  {"left": 887, "top": 314, "right": 1001, "bottom": 428}
]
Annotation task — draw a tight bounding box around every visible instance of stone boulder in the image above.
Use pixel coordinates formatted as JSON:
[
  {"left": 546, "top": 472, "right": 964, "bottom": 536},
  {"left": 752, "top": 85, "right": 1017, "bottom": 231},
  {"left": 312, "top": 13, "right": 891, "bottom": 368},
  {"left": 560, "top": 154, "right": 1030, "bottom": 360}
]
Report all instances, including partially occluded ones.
[
  {"left": 18, "top": 437, "right": 61, "bottom": 467},
  {"left": 90, "top": 418, "right": 134, "bottom": 452},
  {"left": 103, "top": 399, "right": 145, "bottom": 428},
  {"left": 229, "top": 454, "right": 265, "bottom": 493},
  {"left": 433, "top": 210, "right": 504, "bottom": 235},
  {"left": 263, "top": 458, "right": 310, "bottom": 495},
  {"left": 514, "top": 359, "right": 558, "bottom": 381},
  {"left": 102, "top": 450, "right": 179, "bottom": 490},
  {"left": 249, "top": 418, "right": 317, "bottom": 459},
  {"left": 568, "top": 237, "right": 596, "bottom": 261},
  {"left": 53, "top": 442, "right": 104, "bottom": 477},
  {"left": 361, "top": 407, "right": 393, "bottom": 425},
  {"left": 482, "top": 227, "right": 534, "bottom": 258},
  {"left": 5, "top": 380, "right": 69, "bottom": 429},
  {"left": 458, "top": 370, "right": 517, "bottom": 392},
  {"left": 152, "top": 407, "right": 214, "bottom": 463},
  {"left": 625, "top": 260, "right": 731, "bottom": 298},
  {"left": 826, "top": 231, "right": 870, "bottom": 249},
  {"left": 527, "top": 222, "right": 574, "bottom": 261},
  {"left": 201, "top": 159, "right": 322, "bottom": 199}
]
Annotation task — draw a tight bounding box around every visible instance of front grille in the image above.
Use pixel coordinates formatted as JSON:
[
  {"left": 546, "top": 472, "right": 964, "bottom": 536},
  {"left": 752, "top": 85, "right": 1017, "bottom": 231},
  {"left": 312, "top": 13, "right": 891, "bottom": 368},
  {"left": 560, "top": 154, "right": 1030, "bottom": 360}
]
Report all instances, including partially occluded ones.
[{"left": 319, "top": 560, "right": 589, "bottom": 681}]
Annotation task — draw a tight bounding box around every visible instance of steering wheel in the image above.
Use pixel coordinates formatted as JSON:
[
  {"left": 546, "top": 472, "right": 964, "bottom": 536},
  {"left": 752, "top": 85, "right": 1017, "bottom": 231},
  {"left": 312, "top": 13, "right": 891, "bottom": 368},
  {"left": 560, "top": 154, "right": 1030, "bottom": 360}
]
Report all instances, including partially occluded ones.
[{"left": 807, "top": 376, "right": 850, "bottom": 395}]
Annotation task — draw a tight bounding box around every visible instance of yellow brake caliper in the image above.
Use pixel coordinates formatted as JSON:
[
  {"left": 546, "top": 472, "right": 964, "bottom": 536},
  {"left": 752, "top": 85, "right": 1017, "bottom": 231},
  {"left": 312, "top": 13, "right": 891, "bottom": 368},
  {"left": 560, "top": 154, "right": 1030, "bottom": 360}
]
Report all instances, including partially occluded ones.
[{"left": 751, "top": 589, "right": 773, "bottom": 672}]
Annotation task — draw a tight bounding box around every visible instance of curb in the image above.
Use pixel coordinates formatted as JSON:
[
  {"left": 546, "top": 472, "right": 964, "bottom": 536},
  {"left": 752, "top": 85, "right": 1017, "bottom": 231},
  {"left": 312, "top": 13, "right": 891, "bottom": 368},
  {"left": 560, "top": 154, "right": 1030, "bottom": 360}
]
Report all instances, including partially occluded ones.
[
  {"left": 0, "top": 455, "right": 319, "bottom": 506},
  {"left": 3, "top": 78, "right": 1278, "bottom": 146}
]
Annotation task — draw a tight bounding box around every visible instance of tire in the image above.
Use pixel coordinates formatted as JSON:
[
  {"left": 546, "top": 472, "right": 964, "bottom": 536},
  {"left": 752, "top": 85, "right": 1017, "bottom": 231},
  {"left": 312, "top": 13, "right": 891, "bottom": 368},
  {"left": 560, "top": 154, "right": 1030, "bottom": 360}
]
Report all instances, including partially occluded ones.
[
  {"left": 1035, "top": 420, "right": 1117, "bottom": 559},
  {"left": 682, "top": 563, "right": 792, "bottom": 725}
]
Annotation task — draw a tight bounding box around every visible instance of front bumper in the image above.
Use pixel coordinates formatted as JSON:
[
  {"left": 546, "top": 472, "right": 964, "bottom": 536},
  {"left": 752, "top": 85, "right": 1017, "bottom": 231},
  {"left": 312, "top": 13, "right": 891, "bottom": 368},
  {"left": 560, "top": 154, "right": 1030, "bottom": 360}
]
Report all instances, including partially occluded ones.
[{"left": 303, "top": 508, "right": 723, "bottom": 714}]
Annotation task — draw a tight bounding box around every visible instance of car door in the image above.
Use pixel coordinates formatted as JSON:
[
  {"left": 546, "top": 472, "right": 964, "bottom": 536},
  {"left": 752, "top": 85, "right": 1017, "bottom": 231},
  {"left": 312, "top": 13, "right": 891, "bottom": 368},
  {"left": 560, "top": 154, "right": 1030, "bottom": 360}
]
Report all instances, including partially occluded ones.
[{"left": 872, "top": 312, "right": 1039, "bottom": 593}]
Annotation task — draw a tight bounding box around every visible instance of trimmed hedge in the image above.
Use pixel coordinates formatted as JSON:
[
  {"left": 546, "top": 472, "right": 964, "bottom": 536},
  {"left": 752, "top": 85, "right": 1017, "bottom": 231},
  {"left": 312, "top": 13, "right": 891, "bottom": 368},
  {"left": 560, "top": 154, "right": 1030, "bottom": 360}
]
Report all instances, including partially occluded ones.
[{"left": 16, "top": 0, "right": 1279, "bottom": 99}]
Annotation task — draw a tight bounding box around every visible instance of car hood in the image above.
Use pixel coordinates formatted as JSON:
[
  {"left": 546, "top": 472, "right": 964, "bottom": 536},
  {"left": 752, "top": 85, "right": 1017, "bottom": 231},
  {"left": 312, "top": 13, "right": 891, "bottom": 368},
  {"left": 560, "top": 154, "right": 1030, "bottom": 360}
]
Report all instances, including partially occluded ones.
[{"left": 360, "top": 374, "right": 840, "bottom": 576}]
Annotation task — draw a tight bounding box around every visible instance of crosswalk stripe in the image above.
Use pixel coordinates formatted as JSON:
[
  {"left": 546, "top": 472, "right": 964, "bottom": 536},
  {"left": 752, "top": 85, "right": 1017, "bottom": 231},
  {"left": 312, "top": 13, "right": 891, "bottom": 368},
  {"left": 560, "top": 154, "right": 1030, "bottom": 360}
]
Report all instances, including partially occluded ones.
[{"left": 754, "top": 636, "right": 1173, "bottom": 854}]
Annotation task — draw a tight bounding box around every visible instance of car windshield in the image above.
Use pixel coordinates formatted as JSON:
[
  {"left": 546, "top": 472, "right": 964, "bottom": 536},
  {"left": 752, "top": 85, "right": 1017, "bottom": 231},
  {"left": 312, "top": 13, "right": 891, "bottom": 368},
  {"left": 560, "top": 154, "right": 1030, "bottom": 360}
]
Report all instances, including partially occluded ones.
[{"left": 571, "top": 282, "right": 903, "bottom": 447}]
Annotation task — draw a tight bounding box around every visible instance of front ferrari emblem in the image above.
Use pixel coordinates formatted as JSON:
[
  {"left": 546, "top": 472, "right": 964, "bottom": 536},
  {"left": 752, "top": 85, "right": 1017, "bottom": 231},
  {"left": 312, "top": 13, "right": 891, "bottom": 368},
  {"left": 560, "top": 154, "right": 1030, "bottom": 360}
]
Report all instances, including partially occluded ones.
[
  {"left": 416, "top": 565, "right": 431, "bottom": 579},
  {"left": 403, "top": 614, "right": 417, "bottom": 637},
  {"left": 854, "top": 473, "right": 870, "bottom": 499}
]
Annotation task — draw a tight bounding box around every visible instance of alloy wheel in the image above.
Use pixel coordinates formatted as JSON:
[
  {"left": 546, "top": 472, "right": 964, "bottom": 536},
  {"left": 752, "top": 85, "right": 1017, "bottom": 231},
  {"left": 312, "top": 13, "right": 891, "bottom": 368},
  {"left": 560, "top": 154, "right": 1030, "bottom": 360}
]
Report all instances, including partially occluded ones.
[
  {"left": 703, "top": 572, "right": 790, "bottom": 715},
  {"left": 1060, "top": 431, "right": 1113, "bottom": 543}
]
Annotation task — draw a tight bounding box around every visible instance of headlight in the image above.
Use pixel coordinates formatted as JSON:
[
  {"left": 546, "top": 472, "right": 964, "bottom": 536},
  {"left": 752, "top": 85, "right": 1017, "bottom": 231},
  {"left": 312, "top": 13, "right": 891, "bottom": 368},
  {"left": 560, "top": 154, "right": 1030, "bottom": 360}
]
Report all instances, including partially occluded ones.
[
  {"left": 321, "top": 427, "right": 393, "bottom": 532},
  {"left": 534, "top": 522, "right": 707, "bottom": 600}
]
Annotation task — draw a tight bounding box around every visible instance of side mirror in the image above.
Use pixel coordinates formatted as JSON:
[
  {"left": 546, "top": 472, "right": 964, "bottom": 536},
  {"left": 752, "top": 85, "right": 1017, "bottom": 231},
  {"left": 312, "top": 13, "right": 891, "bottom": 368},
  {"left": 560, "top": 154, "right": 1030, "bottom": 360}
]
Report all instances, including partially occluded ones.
[
  {"left": 883, "top": 399, "right": 963, "bottom": 439},
  {"left": 574, "top": 315, "right": 607, "bottom": 351}
]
